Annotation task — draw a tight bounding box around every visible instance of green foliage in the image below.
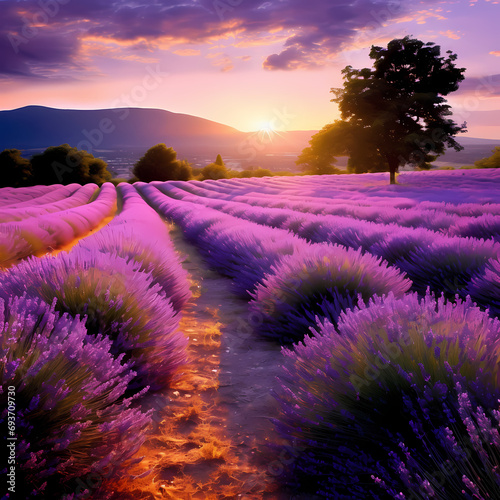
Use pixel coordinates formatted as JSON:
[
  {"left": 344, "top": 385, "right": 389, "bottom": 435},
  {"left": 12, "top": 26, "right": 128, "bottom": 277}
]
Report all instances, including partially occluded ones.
[
  {"left": 132, "top": 144, "right": 193, "bottom": 182},
  {"left": 296, "top": 123, "right": 344, "bottom": 175},
  {"left": 239, "top": 167, "right": 273, "bottom": 178},
  {"left": 475, "top": 146, "right": 500, "bottom": 169},
  {"left": 31, "top": 144, "right": 112, "bottom": 186},
  {"left": 215, "top": 154, "right": 225, "bottom": 166},
  {"left": 176, "top": 159, "right": 193, "bottom": 181},
  {"left": 190, "top": 167, "right": 203, "bottom": 178},
  {"left": 201, "top": 162, "right": 229, "bottom": 180},
  {"left": 109, "top": 177, "right": 129, "bottom": 186},
  {"left": 0, "top": 149, "right": 33, "bottom": 187},
  {"left": 301, "top": 36, "right": 466, "bottom": 183}
]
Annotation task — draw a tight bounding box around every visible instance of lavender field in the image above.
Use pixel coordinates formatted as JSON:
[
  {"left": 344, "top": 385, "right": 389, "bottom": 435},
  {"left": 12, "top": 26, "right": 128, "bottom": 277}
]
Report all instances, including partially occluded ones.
[{"left": 2, "top": 169, "right": 500, "bottom": 499}]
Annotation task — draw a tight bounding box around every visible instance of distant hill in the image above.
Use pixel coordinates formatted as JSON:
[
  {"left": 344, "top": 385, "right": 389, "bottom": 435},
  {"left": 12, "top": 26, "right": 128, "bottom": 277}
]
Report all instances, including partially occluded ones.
[
  {"left": 0, "top": 106, "right": 497, "bottom": 172},
  {"left": 0, "top": 105, "right": 245, "bottom": 151}
]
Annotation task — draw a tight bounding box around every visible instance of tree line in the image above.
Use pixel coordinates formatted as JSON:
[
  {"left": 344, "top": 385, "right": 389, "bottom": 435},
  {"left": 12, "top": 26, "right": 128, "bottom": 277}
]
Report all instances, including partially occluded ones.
[{"left": 0, "top": 143, "right": 280, "bottom": 188}]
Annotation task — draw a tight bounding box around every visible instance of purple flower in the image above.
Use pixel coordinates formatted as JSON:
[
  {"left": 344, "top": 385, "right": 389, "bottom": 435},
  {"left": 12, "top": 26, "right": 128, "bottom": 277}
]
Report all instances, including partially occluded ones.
[{"left": 0, "top": 294, "right": 152, "bottom": 498}]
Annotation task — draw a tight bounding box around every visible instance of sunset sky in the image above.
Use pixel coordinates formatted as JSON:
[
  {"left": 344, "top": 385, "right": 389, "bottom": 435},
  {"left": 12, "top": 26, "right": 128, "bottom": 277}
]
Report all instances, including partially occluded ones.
[{"left": 0, "top": 0, "right": 499, "bottom": 138}]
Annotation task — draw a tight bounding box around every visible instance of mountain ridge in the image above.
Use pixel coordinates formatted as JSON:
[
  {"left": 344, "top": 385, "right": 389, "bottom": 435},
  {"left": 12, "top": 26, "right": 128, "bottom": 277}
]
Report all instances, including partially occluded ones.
[{"left": 0, "top": 106, "right": 497, "bottom": 173}]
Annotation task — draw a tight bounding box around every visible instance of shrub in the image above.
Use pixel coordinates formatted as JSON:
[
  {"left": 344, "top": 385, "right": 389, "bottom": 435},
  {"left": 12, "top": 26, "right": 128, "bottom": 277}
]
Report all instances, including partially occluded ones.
[
  {"left": 474, "top": 146, "right": 500, "bottom": 169},
  {"left": 31, "top": 144, "right": 112, "bottom": 186},
  {"left": 0, "top": 294, "right": 152, "bottom": 498},
  {"left": 132, "top": 144, "right": 192, "bottom": 182},
  {"left": 201, "top": 163, "right": 229, "bottom": 180},
  {"left": 109, "top": 177, "right": 129, "bottom": 186},
  {"left": 466, "top": 257, "right": 500, "bottom": 319},
  {"left": 0, "top": 148, "right": 33, "bottom": 187},
  {"left": 79, "top": 231, "right": 191, "bottom": 311},
  {"left": 239, "top": 168, "right": 273, "bottom": 178},
  {"left": 273, "top": 292, "right": 500, "bottom": 498},
  {"left": 201, "top": 221, "right": 308, "bottom": 297},
  {"left": 249, "top": 243, "right": 411, "bottom": 343},
  {"left": 448, "top": 213, "right": 500, "bottom": 242},
  {"left": 0, "top": 248, "right": 187, "bottom": 391},
  {"left": 296, "top": 216, "right": 392, "bottom": 251},
  {"left": 369, "top": 226, "right": 436, "bottom": 265},
  {"left": 397, "top": 236, "right": 499, "bottom": 299}
]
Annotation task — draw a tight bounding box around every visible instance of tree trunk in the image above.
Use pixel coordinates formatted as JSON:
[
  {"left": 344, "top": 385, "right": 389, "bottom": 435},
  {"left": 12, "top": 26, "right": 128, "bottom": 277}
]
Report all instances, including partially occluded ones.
[{"left": 388, "top": 157, "right": 398, "bottom": 185}]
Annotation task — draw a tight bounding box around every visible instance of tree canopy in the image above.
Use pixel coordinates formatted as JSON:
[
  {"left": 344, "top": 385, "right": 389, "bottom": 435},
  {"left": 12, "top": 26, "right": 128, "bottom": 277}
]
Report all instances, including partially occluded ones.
[
  {"left": 200, "top": 154, "right": 230, "bottom": 180},
  {"left": 133, "top": 144, "right": 192, "bottom": 182},
  {"left": 475, "top": 146, "right": 500, "bottom": 169},
  {"left": 298, "top": 36, "right": 467, "bottom": 183},
  {"left": 0, "top": 149, "right": 33, "bottom": 188},
  {"left": 31, "top": 144, "right": 112, "bottom": 185}
]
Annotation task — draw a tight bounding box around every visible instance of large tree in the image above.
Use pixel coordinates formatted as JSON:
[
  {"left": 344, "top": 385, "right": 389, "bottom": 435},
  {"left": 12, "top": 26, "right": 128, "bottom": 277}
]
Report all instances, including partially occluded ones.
[
  {"left": 299, "top": 36, "right": 467, "bottom": 184},
  {"left": 133, "top": 144, "right": 192, "bottom": 182},
  {"left": 31, "top": 144, "right": 112, "bottom": 185}
]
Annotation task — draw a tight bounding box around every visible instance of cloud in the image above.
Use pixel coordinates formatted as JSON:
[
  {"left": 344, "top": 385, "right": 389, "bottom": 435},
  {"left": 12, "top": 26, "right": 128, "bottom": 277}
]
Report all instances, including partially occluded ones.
[
  {"left": 440, "top": 30, "right": 461, "bottom": 40},
  {"left": 209, "top": 53, "right": 234, "bottom": 72},
  {"left": 457, "top": 74, "right": 500, "bottom": 97},
  {"left": 263, "top": 47, "right": 312, "bottom": 71},
  {"left": 490, "top": 51, "right": 500, "bottom": 57},
  {"left": 0, "top": 0, "right": 440, "bottom": 77},
  {"left": 173, "top": 49, "right": 201, "bottom": 56}
]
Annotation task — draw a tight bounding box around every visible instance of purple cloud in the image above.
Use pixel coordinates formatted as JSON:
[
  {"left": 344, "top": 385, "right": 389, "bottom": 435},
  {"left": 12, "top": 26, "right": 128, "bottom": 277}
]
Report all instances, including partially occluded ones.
[
  {"left": 457, "top": 74, "right": 500, "bottom": 98},
  {"left": 0, "top": 0, "right": 435, "bottom": 77}
]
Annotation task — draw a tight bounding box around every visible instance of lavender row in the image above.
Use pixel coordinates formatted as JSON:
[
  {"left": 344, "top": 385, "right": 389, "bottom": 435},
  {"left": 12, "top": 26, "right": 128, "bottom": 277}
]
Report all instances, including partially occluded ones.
[
  {"left": 1, "top": 185, "right": 192, "bottom": 497},
  {"left": 0, "top": 294, "right": 153, "bottom": 499},
  {"left": 205, "top": 169, "right": 500, "bottom": 205},
  {"left": 74, "top": 183, "right": 191, "bottom": 311},
  {"left": 0, "top": 183, "right": 97, "bottom": 223},
  {"left": 173, "top": 178, "right": 500, "bottom": 238},
  {"left": 0, "top": 182, "right": 117, "bottom": 268},
  {"left": 273, "top": 291, "right": 500, "bottom": 498},
  {"left": 153, "top": 181, "right": 500, "bottom": 304},
  {"left": 138, "top": 182, "right": 411, "bottom": 344},
  {"left": 0, "top": 184, "right": 68, "bottom": 207}
]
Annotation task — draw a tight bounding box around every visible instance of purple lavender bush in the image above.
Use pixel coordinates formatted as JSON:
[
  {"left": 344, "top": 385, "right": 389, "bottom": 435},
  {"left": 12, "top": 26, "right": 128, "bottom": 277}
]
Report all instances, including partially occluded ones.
[
  {"left": 0, "top": 248, "right": 187, "bottom": 391},
  {"left": 249, "top": 243, "right": 411, "bottom": 344},
  {"left": 448, "top": 213, "right": 500, "bottom": 242},
  {"left": 0, "top": 294, "right": 152, "bottom": 498},
  {"left": 201, "top": 221, "right": 308, "bottom": 297},
  {"left": 368, "top": 226, "right": 436, "bottom": 265},
  {"left": 77, "top": 229, "right": 191, "bottom": 312},
  {"left": 272, "top": 292, "right": 500, "bottom": 498},
  {"left": 396, "top": 236, "right": 499, "bottom": 299},
  {"left": 466, "top": 257, "right": 500, "bottom": 319}
]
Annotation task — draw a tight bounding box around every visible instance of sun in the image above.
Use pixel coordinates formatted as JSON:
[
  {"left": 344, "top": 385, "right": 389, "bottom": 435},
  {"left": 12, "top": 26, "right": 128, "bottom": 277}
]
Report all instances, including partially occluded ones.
[
  {"left": 256, "top": 120, "right": 280, "bottom": 142},
  {"left": 258, "top": 121, "right": 275, "bottom": 134}
]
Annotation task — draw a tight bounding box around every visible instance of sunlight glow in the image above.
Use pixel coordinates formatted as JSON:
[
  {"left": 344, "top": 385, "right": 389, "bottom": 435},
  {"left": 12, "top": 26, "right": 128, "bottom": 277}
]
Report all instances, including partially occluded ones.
[{"left": 257, "top": 120, "right": 279, "bottom": 141}]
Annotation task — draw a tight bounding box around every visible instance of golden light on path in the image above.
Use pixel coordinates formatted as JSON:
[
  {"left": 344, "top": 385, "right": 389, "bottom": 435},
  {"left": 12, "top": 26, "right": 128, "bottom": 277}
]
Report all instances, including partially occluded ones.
[{"left": 109, "top": 223, "right": 281, "bottom": 499}]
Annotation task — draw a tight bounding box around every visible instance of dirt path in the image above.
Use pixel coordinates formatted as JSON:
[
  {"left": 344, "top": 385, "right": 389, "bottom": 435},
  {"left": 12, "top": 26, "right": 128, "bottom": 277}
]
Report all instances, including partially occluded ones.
[{"left": 112, "top": 223, "right": 293, "bottom": 499}]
